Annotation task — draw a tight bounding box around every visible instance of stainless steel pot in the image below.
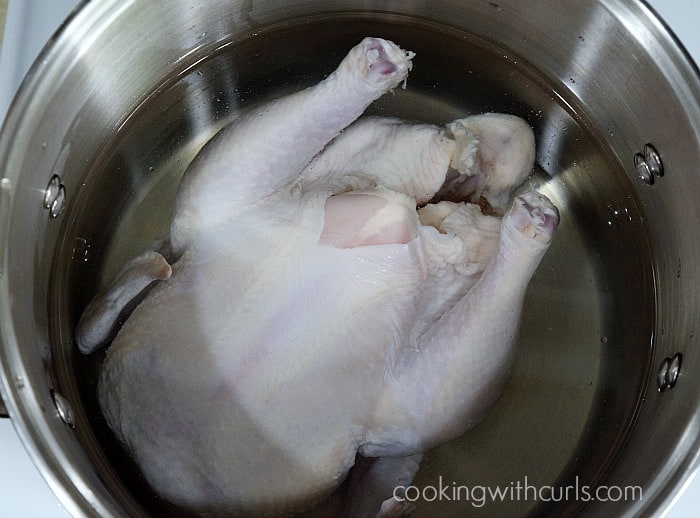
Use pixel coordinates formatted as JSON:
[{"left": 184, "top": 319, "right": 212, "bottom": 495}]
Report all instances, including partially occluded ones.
[{"left": 0, "top": 0, "right": 698, "bottom": 516}]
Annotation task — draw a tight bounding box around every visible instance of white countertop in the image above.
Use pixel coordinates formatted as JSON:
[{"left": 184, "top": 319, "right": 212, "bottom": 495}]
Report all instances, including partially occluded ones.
[{"left": 0, "top": 0, "right": 698, "bottom": 516}]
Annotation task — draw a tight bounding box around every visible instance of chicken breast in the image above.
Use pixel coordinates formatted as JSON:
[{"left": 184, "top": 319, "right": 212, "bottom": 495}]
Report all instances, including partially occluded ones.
[{"left": 76, "top": 37, "right": 558, "bottom": 516}]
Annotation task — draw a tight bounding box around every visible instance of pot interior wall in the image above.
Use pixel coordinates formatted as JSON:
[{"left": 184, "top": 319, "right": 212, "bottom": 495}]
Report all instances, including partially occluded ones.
[{"left": 45, "top": 13, "right": 655, "bottom": 517}]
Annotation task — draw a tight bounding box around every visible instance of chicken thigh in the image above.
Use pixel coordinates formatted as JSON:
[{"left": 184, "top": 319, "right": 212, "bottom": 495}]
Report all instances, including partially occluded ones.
[{"left": 77, "top": 37, "right": 558, "bottom": 516}]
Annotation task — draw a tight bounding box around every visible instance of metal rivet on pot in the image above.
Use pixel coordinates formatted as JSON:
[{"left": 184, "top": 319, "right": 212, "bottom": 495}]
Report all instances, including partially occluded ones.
[
  {"left": 43, "top": 175, "right": 61, "bottom": 209},
  {"left": 634, "top": 152, "right": 653, "bottom": 185},
  {"left": 666, "top": 353, "right": 682, "bottom": 389},
  {"left": 657, "top": 357, "right": 670, "bottom": 391},
  {"left": 50, "top": 184, "right": 66, "bottom": 219},
  {"left": 52, "top": 391, "right": 75, "bottom": 428},
  {"left": 44, "top": 174, "right": 66, "bottom": 218},
  {"left": 635, "top": 144, "right": 664, "bottom": 185},
  {"left": 643, "top": 143, "right": 664, "bottom": 177},
  {"left": 657, "top": 353, "right": 682, "bottom": 392}
]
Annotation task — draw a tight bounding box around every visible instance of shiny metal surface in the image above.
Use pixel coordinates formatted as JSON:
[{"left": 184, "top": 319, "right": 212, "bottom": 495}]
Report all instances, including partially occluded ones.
[
  {"left": 51, "top": 391, "right": 75, "bottom": 429},
  {"left": 0, "top": 0, "right": 698, "bottom": 516}
]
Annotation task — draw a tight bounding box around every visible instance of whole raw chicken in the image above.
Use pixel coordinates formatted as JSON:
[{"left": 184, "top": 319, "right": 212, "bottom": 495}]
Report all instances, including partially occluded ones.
[{"left": 77, "top": 37, "right": 558, "bottom": 516}]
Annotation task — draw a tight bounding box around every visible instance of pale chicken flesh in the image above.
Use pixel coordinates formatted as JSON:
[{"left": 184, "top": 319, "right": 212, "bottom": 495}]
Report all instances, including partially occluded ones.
[{"left": 76, "top": 37, "right": 559, "bottom": 516}]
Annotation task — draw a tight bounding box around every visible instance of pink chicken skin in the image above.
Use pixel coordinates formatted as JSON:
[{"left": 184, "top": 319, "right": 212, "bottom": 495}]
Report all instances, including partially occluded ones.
[{"left": 77, "top": 37, "right": 558, "bottom": 516}]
